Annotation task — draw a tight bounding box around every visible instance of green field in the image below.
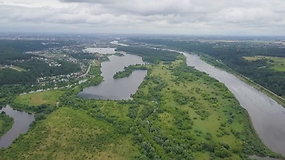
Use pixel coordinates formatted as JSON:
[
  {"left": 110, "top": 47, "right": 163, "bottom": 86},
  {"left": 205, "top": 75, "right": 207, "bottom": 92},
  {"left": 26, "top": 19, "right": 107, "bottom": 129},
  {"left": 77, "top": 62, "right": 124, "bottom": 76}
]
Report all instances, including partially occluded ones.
[
  {"left": 0, "top": 56, "right": 279, "bottom": 159},
  {"left": 14, "top": 90, "right": 64, "bottom": 107},
  {"left": 244, "top": 56, "right": 285, "bottom": 72},
  {"left": 0, "top": 113, "right": 13, "bottom": 137},
  {"left": 113, "top": 64, "right": 147, "bottom": 79}
]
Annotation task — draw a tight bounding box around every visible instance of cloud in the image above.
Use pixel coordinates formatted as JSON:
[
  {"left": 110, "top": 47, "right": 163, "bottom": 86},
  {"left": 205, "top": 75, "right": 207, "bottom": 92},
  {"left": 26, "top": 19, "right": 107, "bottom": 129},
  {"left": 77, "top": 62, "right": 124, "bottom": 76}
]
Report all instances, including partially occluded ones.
[{"left": 0, "top": 0, "right": 285, "bottom": 35}]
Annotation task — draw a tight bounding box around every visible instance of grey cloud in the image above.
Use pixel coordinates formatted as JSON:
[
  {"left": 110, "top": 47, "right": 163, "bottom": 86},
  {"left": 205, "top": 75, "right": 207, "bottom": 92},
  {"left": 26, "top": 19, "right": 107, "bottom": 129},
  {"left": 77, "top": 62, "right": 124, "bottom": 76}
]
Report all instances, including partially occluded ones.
[{"left": 1, "top": 0, "right": 285, "bottom": 35}]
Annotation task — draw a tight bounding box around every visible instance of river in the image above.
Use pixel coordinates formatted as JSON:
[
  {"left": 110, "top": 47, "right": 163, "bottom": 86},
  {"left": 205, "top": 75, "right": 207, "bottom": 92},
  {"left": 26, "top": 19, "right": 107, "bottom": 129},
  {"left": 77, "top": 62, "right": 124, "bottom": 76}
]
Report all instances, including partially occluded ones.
[
  {"left": 0, "top": 105, "right": 34, "bottom": 148},
  {"left": 183, "top": 52, "right": 285, "bottom": 157},
  {"left": 1, "top": 48, "right": 284, "bottom": 157},
  {"left": 78, "top": 53, "right": 147, "bottom": 100}
]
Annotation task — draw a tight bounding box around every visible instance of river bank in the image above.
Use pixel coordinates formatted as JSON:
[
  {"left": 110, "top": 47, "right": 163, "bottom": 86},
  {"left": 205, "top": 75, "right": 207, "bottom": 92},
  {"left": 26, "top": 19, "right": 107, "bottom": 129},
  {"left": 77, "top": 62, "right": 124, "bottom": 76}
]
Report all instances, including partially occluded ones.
[
  {"left": 198, "top": 53, "right": 285, "bottom": 108},
  {"left": 183, "top": 52, "right": 285, "bottom": 157},
  {"left": 0, "top": 105, "right": 34, "bottom": 148}
]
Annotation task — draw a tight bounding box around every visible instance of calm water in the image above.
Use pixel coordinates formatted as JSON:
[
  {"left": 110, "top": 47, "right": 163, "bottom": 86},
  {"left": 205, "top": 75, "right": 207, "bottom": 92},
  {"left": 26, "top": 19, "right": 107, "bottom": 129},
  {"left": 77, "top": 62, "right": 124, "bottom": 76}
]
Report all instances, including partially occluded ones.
[
  {"left": 0, "top": 105, "right": 34, "bottom": 148},
  {"left": 183, "top": 52, "right": 285, "bottom": 156},
  {"left": 79, "top": 53, "right": 147, "bottom": 100}
]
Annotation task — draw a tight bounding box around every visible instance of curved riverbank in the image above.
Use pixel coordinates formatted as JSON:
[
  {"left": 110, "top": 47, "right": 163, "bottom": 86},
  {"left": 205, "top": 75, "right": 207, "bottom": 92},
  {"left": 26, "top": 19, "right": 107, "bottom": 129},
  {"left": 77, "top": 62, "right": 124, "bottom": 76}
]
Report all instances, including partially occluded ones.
[
  {"left": 183, "top": 52, "right": 285, "bottom": 156},
  {"left": 0, "top": 113, "right": 13, "bottom": 137},
  {"left": 0, "top": 105, "right": 34, "bottom": 148},
  {"left": 198, "top": 53, "right": 285, "bottom": 108}
]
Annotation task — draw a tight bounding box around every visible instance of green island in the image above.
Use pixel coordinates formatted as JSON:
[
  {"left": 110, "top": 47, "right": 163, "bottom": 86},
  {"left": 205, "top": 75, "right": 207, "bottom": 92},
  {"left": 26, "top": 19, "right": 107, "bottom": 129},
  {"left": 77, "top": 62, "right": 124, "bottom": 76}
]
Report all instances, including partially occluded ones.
[
  {"left": 133, "top": 39, "right": 285, "bottom": 100},
  {"left": 0, "top": 112, "right": 13, "bottom": 137},
  {"left": 113, "top": 64, "right": 147, "bottom": 79},
  {"left": 117, "top": 46, "right": 179, "bottom": 63},
  {"left": 0, "top": 55, "right": 279, "bottom": 160}
]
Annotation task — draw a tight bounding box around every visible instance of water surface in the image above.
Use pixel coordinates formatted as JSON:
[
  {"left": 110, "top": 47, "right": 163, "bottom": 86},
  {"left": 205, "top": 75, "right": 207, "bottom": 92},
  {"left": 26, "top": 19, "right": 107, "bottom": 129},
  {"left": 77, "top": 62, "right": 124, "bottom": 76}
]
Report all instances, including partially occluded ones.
[
  {"left": 0, "top": 105, "right": 34, "bottom": 148},
  {"left": 79, "top": 53, "right": 147, "bottom": 100},
  {"left": 183, "top": 52, "right": 285, "bottom": 156}
]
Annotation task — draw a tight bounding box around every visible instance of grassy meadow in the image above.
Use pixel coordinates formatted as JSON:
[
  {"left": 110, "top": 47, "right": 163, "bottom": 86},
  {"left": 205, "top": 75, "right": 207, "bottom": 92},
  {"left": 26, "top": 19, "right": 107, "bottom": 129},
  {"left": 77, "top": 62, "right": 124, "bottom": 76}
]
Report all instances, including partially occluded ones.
[
  {"left": 0, "top": 56, "right": 280, "bottom": 159},
  {"left": 14, "top": 90, "right": 64, "bottom": 107}
]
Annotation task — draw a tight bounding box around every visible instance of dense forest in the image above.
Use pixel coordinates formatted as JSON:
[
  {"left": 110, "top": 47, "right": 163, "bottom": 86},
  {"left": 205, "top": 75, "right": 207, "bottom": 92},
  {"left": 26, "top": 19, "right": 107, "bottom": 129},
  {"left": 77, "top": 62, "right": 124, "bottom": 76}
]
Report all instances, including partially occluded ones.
[
  {"left": 0, "top": 39, "right": 76, "bottom": 64},
  {"left": 132, "top": 38, "right": 285, "bottom": 98},
  {"left": 0, "top": 40, "right": 81, "bottom": 85},
  {"left": 117, "top": 46, "right": 179, "bottom": 63},
  {"left": 0, "top": 40, "right": 75, "bottom": 53},
  {"left": 0, "top": 39, "right": 282, "bottom": 159},
  {"left": 0, "top": 60, "right": 81, "bottom": 85}
]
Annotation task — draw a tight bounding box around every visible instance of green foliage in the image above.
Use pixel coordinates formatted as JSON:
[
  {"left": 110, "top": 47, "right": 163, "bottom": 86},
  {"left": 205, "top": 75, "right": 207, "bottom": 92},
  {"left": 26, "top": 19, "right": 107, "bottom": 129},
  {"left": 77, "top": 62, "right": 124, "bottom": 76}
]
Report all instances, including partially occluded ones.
[
  {"left": 0, "top": 59, "right": 81, "bottom": 85},
  {"left": 113, "top": 64, "right": 147, "bottom": 79},
  {"left": 244, "top": 56, "right": 285, "bottom": 72},
  {"left": 133, "top": 38, "right": 285, "bottom": 98},
  {"left": 0, "top": 107, "right": 140, "bottom": 160},
  {"left": 172, "top": 90, "right": 190, "bottom": 105},
  {"left": 127, "top": 105, "right": 139, "bottom": 119},
  {"left": 84, "top": 60, "right": 103, "bottom": 86},
  {"left": 0, "top": 51, "right": 280, "bottom": 159},
  {"left": 14, "top": 90, "right": 64, "bottom": 107},
  {"left": 0, "top": 40, "right": 74, "bottom": 54},
  {"left": 70, "top": 52, "right": 98, "bottom": 60},
  {"left": 0, "top": 40, "right": 80, "bottom": 85},
  {"left": 0, "top": 112, "right": 13, "bottom": 137},
  {"left": 117, "top": 46, "right": 179, "bottom": 63}
]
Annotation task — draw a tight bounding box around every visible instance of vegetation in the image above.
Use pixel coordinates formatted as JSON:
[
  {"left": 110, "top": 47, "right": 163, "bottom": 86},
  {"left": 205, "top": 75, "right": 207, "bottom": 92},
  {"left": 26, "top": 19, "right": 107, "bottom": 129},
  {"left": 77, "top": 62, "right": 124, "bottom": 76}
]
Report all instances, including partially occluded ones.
[
  {"left": 196, "top": 53, "right": 285, "bottom": 107},
  {"left": 0, "top": 112, "right": 13, "bottom": 137},
  {"left": 0, "top": 40, "right": 75, "bottom": 55},
  {"left": 14, "top": 90, "right": 64, "bottom": 106},
  {"left": 113, "top": 64, "right": 147, "bottom": 79},
  {"left": 9, "top": 89, "right": 64, "bottom": 121},
  {"left": 0, "top": 65, "right": 26, "bottom": 72},
  {"left": 0, "top": 39, "right": 281, "bottom": 159},
  {"left": 1, "top": 59, "right": 81, "bottom": 85},
  {"left": 0, "top": 107, "right": 140, "bottom": 160},
  {"left": 70, "top": 52, "right": 98, "bottom": 60},
  {"left": 0, "top": 85, "right": 32, "bottom": 105},
  {"left": 0, "top": 40, "right": 81, "bottom": 85},
  {"left": 133, "top": 39, "right": 285, "bottom": 99},
  {"left": 84, "top": 60, "right": 103, "bottom": 86},
  {"left": 0, "top": 55, "right": 279, "bottom": 159},
  {"left": 117, "top": 46, "right": 179, "bottom": 63},
  {"left": 243, "top": 56, "right": 285, "bottom": 72}
]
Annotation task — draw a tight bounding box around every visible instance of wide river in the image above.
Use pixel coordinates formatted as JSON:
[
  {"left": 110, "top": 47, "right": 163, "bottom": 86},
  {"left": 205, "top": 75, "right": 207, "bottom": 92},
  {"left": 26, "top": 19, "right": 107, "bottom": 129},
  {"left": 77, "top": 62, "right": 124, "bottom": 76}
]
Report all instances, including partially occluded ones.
[
  {"left": 183, "top": 52, "right": 285, "bottom": 156},
  {"left": 79, "top": 53, "right": 147, "bottom": 100},
  {"left": 1, "top": 49, "right": 284, "bottom": 157},
  {"left": 0, "top": 105, "right": 34, "bottom": 148}
]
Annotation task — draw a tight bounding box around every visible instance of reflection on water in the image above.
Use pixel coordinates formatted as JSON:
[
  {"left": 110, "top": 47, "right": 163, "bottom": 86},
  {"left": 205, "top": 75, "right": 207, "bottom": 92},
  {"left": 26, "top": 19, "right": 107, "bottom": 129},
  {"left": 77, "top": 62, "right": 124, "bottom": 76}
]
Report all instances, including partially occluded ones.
[{"left": 79, "top": 53, "right": 147, "bottom": 100}]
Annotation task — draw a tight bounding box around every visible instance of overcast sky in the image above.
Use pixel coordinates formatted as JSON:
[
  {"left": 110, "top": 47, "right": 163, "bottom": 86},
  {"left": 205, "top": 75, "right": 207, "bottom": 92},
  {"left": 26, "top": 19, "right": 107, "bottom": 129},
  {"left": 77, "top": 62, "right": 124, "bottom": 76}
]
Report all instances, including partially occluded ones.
[{"left": 0, "top": 0, "right": 285, "bottom": 35}]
